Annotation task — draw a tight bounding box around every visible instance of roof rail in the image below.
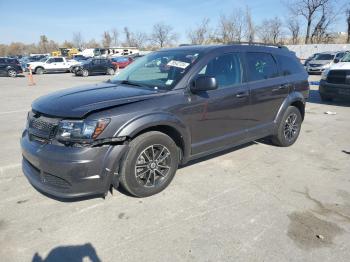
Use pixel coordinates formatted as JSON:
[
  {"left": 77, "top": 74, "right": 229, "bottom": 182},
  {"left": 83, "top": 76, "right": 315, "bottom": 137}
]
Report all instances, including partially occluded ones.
[{"left": 227, "top": 41, "right": 288, "bottom": 49}]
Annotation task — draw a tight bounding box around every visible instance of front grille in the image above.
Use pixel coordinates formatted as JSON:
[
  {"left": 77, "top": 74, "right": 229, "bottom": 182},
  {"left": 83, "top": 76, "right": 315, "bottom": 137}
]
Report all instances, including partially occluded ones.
[
  {"left": 327, "top": 70, "right": 350, "bottom": 85},
  {"left": 28, "top": 112, "right": 59, "bottom": 140},
  {"left": 309, "top": 64, "right": 321, "bottom": 67}
]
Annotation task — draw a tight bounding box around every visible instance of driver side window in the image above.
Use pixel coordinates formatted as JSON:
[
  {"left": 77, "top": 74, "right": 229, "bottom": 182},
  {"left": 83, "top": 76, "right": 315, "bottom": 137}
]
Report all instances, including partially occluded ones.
[{"left": 197, "top": 53, "right": 243, "bottom": 89}]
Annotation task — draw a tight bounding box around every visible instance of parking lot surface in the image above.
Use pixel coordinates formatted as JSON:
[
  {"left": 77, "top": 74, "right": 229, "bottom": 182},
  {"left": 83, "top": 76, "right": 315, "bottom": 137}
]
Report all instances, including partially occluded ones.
[{"left": 0, "top": 73, "right": 349, "bottom": 262}]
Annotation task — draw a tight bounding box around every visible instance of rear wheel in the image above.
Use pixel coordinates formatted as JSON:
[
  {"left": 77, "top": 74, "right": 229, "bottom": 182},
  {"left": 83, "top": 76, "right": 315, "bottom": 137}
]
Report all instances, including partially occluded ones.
[
  {"left": 107, "top": 68, "right": 115, "bottom": 75},
  {"left": 82, "top": 69, "right": 89, "bottom": 77},
  {"left": 119, "top": 131, "right": 179, "bottom": 197},
  {"left": 35, "top": 67, "right": 44, "bottom": 75},
  {"left": 271, "top": 106, "right": 302, "bottom": 147},
  {"left": 7, "top": 69, "right": 17, "bottom": 77}
]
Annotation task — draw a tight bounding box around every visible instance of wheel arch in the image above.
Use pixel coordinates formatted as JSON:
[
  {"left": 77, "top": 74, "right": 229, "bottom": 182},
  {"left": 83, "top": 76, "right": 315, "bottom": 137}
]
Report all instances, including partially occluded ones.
[
  {"left": 274, "top": 92, "right": 306, "bottom": 126},
  {"left": 115, "top": 113, "right": 191, "bottom": 164}
]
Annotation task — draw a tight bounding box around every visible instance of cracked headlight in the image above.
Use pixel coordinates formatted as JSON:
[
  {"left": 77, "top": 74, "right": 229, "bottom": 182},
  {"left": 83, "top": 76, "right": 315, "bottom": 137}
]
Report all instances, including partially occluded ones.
[{"left": 57, "top": 119, "right": 110, "bottom": 141}]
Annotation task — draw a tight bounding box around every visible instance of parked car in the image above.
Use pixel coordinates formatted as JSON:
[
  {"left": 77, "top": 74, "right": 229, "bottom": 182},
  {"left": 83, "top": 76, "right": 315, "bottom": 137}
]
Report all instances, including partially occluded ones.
[
  {"left": 27, "top": 57, "right": 79, "bottom": 74},
  {"left": 0, "top": 57, "right": 23, "bottom": 77},
  {"left": 306, "top": 51, "right": 346, "bottom": 74},
  {"left": 74, "top": 58, "right": 116, "bottom": 77},
  {"left": 304, "top": 53, "right": 319, "bottom": 67},
  {"left": 319, "top": 52, "right": 350, "bottom": 101},
  {"left": 70, "top": 58, "right": 92, "bottom": 73},
  {"left": 111, "top": 57, "right": 133, "bottom": 69},
  {"left": 21, "top": 43, "right": 309, "bottom": 199}
]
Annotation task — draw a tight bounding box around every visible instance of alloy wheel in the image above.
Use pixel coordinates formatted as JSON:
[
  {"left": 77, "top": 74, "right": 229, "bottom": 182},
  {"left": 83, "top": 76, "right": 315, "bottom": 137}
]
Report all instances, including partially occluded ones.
[
  {"left": 134, "top": 144, "right": 171, "bottom": 187},
  {"left": 284, "top": 113, "right": 298, "bottom": 141}
]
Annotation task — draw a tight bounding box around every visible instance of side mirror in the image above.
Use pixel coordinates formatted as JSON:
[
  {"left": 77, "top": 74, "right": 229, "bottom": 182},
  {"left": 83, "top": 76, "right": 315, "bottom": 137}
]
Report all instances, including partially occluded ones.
[
  {"left": 190, "top": 76, "right": 218, "bottom": 93},
  {"left": 333, "top": 58, "right": 339, "bottom": 63}
]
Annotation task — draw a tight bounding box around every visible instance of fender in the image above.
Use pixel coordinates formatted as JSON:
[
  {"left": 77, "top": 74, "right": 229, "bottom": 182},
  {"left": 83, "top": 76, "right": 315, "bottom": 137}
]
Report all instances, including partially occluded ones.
[
  {"left": 114, "top": 112, "right": 191, "bottom": 162},
  {"left": 274, "top": 91, "right": 306, "bottom": 130}
]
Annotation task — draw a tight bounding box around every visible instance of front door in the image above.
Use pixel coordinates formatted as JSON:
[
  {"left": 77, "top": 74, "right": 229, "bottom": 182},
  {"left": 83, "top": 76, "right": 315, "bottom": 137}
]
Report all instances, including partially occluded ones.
[{"left": 185, "top": 53, "right": 251, "bottom": 155}]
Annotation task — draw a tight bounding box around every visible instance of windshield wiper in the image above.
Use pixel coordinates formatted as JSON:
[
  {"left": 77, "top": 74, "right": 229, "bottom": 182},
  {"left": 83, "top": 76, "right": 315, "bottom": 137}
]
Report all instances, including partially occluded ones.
[{"left": 120, "top": 80, "right": 143, "bottom": 87}]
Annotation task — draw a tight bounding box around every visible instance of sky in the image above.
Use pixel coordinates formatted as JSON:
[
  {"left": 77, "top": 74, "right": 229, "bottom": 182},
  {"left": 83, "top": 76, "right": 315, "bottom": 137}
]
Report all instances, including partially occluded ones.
[{"left": 0, "top": 0, "right": 348, "bottom": 45}]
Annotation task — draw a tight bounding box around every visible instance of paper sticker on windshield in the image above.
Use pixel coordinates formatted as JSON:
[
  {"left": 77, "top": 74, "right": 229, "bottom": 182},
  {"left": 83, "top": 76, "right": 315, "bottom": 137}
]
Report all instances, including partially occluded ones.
[
  {"left": 167, "top": 60, "right": 190, "bottom": 69},
  {"left": 165, "top": 79, "right": 173, "bottom": 85}
]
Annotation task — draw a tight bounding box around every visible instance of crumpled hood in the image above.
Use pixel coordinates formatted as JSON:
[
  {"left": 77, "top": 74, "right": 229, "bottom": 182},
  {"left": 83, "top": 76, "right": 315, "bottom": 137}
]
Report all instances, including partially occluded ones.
[
  {"left": 329, "top": 62, "right": 350, "bottom": 70},
  {"left": 32, "top": 82, "right": 161, "bottom": 118}
]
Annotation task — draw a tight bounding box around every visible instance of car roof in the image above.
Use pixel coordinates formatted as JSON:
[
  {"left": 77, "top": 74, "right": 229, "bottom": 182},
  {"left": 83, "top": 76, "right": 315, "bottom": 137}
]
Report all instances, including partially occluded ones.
[{"left": 160, "top": 43, "right": 294, "bottom": 56}]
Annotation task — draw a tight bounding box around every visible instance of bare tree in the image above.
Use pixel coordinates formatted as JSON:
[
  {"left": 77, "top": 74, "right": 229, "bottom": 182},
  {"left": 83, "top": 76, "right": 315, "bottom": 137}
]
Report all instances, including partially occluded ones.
[
  {"left": 85, "top": 39, "right": 100, "bottom": 48},
  {"left": 286, "top": 0, "right": 332, "bottom": 44},
  {"left": 111, "top": 28, "right": 119, "bottom": 46},
  {"left": 102, "top": 31, "right": 112, "bottom": 48},
  {"left": 38, "top": 35, "right": 49, "bottom": 53},
  {"left": 347, "top": 8, "right": 350, "bottom": 43},
  {"left": 286, "top": 17, "right": 300, "bottom": 44},
  {"left": 151, "top": 22, "right": 178, "bottom": 48},
  {"left": 187, "top": 18, "right": 211, "bottom": 45},
  {"left": 131, "top": 32, "right": 148, "bottom": 48},
  {"left": 257, "top": 17, "right": 283, "bottom": 44},
  {"left": 244, "top": 7, "right": 255, "bottom": 43},
  {"left": 216, "top": 9, "right": 245, "bottom": 43},
  {"left": 72, "top": 32, "right": 84, "bottom": 49},
  {"left": 123, "top": 27, "right": 133, "bottom": 46},
  {"left": 309, "top": 4, "right": 336, "bottom": 43}
]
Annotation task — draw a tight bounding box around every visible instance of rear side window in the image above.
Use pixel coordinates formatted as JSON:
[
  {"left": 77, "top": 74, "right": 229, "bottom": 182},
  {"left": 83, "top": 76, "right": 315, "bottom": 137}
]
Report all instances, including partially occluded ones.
[
  {"left": 0, "top": 58, "right": 4, "bottom": 63},
  {"left": 197, "top": 53, "right": 243, "bottom": 89},
  {"left": 54, "top": 58, "right": 64, "bottom": 62},
  {"left": 276, "top": 55, "right": 303, "bottom": 76},
  {"left": 246, "top": 53, "right": 278, "bottom": 81}
]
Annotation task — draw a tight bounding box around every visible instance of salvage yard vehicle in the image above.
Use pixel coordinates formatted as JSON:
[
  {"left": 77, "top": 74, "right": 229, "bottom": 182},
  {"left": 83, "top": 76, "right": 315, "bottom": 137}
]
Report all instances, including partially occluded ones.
[
  {"left": 319, "top": 52, "right": 350, "bottom": 101},
  {"left": 21, "top": 43, "right": 309, "bottom": 199},
  {"left": 111, "top": 56, "right": 133, "bottom": 69},
  {"left": 306, "top": 51, "right": 346, "bottom": 74},
  {"left": 0, "top": 57, "right": 23, "bottom": 77},
  {"left": 27, "top": 57, "right": 79, "bottom": 74},
  {"left": 74, "top": 58, "right": 115, "bottom": 77}
]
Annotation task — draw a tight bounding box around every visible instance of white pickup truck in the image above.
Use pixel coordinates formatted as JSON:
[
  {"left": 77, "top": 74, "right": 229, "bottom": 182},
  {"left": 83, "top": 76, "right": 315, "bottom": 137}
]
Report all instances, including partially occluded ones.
[{"left": 27, "top": 57, "right": 79, "bottom": 74}]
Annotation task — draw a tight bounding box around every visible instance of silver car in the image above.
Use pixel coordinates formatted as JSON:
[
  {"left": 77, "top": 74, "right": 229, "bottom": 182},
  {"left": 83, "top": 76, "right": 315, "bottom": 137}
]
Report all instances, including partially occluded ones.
[{"left": 307, "top": 51, "right": 346, "bottom": 74}]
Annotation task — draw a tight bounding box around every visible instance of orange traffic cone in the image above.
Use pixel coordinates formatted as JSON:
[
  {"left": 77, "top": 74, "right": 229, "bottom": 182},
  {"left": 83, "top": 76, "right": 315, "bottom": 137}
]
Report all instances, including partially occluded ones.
[{"left": 28, "top": 66, "right": 36, "bottom": 86}]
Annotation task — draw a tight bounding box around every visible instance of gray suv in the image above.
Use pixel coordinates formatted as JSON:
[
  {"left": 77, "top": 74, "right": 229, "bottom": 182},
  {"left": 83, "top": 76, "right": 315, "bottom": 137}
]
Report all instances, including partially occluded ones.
[
  {"left": 306, "top": 51, "right": 346, "bottom": 74},
  {"left": 21, "top": 43, "right": 309, "bottom": 199}
]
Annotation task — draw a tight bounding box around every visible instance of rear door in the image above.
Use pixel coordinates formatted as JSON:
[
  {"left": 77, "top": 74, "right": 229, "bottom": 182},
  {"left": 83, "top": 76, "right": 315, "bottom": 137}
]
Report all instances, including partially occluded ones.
[
  {"left": 0, "top": 58, "right": 6, "bottom": 75},
  {"left": 245, "top": 52, "right": 289, "bottom": 138},
  {"left": 53, "top": 57, "right": 66, "bottom": 72}
]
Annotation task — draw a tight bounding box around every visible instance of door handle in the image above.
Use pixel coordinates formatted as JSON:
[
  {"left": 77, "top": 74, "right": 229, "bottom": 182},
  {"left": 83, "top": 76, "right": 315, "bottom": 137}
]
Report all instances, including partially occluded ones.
[
  {"left": 272, "top": 84, "right": 290, "bottom": 92},
  {"left": 235, "top": 91, "right": 249, "bottom": 98}
]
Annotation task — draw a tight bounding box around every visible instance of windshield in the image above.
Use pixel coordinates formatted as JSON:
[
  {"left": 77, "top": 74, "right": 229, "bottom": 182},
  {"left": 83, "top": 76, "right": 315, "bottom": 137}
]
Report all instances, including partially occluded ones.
[
  {"left": 111, "top": 50, "right": 202, "bottom": 90},
  {"left": 314, "top": 54, "right": 334, "bottom": 60},
  {"left": 341, "top": 53, "right": 350, "bottom": 62}
]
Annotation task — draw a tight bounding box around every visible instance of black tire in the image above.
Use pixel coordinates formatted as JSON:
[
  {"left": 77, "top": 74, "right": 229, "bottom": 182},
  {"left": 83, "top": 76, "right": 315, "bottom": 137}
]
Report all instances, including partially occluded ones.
[
  {"left": 271, "top": 106, "right": 302, "bottom": 147},
  {"left": 320, "top": 93, "right": 333, "bottom": 102},
  {"left": 119, "top": 131, "right": 179, "bottom": 197},
  {"left": 7, "top": 69, "right": 17, "bottom": 77},
  {"left": 107, "top": 68, "right": 115, "bottom": 75},
  {"left": 35, "top": 67, "right": 44, "bottom": 75}
]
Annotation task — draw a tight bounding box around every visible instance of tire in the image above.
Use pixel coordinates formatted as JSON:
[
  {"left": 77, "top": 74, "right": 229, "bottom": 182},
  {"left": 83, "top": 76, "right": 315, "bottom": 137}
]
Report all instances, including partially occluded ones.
[
  {"left": 320, "top": 93, "right": 333, "bottom": 102},
  {"left": 82, "top": 69, "right": 89, "bottom": 77},
  {"left": 7, "top": 69, "right": 17, "bottom": 77},
  {"left": 107, "top": 68, "right": 115, "bottom": 75},
  {"left": 35, "top": 67, "right": 44, "bottom": 75},
  {"left": 119, "top": 131, "right": 179, "bottom": 197},
  {"left": 271, "top": 106, "right": 302, "bottom": 147}
]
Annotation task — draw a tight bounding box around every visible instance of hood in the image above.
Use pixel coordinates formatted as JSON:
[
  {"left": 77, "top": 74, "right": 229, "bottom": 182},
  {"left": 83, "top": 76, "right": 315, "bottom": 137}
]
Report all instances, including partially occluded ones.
[
  {"left": 329, "top": 62, "right": 350, "bottom": 70},
  {"left": 32, "top": 82, "right": 162, "bottom": 118}
]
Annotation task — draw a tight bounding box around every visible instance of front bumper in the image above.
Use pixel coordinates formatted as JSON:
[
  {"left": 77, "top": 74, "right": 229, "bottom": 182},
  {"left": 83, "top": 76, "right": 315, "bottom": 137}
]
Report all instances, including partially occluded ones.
[
  {"left": 307, "top": 67, "right": 326, "bottom": 74},
  {"left": 319, "top": 80, "right": 350, "bottom": 99},
  {"left": 20, "top": 131, "right": 128, "bottom": 199}
]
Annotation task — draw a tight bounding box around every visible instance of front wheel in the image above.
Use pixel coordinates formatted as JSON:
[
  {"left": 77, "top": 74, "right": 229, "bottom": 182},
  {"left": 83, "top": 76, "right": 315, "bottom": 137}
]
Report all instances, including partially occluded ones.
[
  {"left": 82, "top": 69, "right": 89, "bottom": 77},
  {"left": 7, "top": 69, "right": 17, "bottom": 77},
  {"left": 35, "top": 67, "right": 44, "bottom": 74},
  {"left": 271, "top": 106, "right": 302, "bottom": 147},
  {"left": 107, "top": 68, "right": 115, "bottom": 75},
  {"left": 119, "top": 131, "right": 179, "bottom": 197}
]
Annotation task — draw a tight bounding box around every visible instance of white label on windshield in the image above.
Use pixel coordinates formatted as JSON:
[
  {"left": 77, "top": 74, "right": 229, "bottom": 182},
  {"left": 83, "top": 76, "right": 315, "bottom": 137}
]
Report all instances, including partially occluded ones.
[
  {"left": 167, "top": 60, "right": 190, "bottom": 69},
  {"left": 165, "top": 79, "right": 173, "bottom": 85}
]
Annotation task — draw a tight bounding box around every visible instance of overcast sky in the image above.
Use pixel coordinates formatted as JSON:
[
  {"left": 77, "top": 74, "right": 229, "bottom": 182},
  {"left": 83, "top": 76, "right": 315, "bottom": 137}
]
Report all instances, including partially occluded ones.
[{"left": 0, "top": 0, "right": 348, "bottom": 44}]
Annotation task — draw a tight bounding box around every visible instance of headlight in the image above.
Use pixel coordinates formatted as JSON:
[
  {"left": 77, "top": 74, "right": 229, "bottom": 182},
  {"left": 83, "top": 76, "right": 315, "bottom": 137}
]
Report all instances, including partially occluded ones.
[
  {"left": 322, "top": 63, "right": 330, "bottom": 69},
  {"left": 57, "top": 118, "right": 110, "bottom": 141},
  {"left": 321, "top": 69, "right": 329, "bottom": 80}
]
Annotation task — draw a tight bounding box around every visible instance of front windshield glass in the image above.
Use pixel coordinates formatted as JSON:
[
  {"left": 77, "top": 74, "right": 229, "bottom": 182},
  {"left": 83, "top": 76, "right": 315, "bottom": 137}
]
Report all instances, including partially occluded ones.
[
  {"left": 111, "top": 50, "right": 202, "bottom": 90},
  {"left": 341, "top": 53, "right": 350, "bottom": 62},
  {"left": 314, "top": 54, "right": 334, "bottom": 60}
]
